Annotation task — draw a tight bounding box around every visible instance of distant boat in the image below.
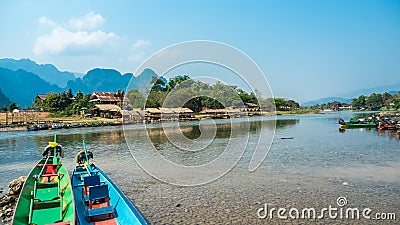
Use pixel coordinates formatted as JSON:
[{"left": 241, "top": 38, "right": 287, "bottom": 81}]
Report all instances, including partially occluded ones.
[
  {"left": 28, "top": 126, "right": 38, "bottom": 131},
  {"left": 71, "top": 123, "right": 84, "bottom": 128},
  {"left": 51, "top": 124, "right": 64, "bottom": 130},
  {"left": 338, "top": 118, "right": 376, "bottom": 129},
  {"left": 12, "top": 135, "right": 75, "bottom": 225},
  {"left": 71, "top": 141, "right": 147, "bottom": 225},
  {"left": 320, "top": 109, "right": 337, "bottom": 114},
  {"left": 38, "top": 124, "right": 49, "bottom": 130},
  {"left": 340, "top": 123, "right": 376, "bottom": 129}
]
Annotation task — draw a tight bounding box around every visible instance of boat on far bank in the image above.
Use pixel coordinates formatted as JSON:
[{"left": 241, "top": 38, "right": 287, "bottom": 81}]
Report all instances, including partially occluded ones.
[
  {"left": 12, "top": 135, "right": 75, "bottom": 225},
  {"left": 71, "top": 141, "right": 147, "bottom": 225},
  {"left": 339, "top": 118, "right": 377, "bottom": 129},
  {"left": 340, "top": 123, "right": 377, "bottom": 129}
]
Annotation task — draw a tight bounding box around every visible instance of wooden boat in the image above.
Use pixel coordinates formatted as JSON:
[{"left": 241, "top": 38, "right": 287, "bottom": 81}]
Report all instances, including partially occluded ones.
[
  {"left": 12, "top": 136, "right": 75, "bottom": 225},
  {"left": 341, "top": 122, "right": 376, "bottom": 129},
  {"left": 378, "top": 124, "right": 397, "bottom": 130},
  {"left": 51, "top": 124, "right": 64, "bottom": 130},
  {"left": 28, "top": 126, "right": 38, "bottom": 131},
  {"left": 71, "top": 141, "right": 147, "bottom": 225}
]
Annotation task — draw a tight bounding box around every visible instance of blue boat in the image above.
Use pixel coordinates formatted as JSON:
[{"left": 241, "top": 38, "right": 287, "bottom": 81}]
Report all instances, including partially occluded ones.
[
  {"left": 51, "top": 124, "right": 64, "bottom": 130},
  {"left": 71, "top": 141, "right": 147, "bottom": 225},
  {"left": 28, "top": 125, "right": 38, "bottom": 131}
]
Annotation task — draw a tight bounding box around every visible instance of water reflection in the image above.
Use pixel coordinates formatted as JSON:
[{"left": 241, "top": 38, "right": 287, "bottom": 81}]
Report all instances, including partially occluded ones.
[{"left": 0, "top": 114, "right": 399, "bottom": 190}]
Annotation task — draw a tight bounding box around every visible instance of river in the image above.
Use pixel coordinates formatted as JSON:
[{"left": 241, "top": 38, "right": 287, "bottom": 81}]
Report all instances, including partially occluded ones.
[{"left": 0, "top": 112, "right": 399, "bottom": 224}]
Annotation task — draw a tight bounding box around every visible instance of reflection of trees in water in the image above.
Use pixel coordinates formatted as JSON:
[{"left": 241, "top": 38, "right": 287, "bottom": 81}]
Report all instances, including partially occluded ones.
[
  {"left": 142, "top": 119, "right": 298, "bottom": 145},
  {"left": 275, "top": 119, "right": 299, "bottom": 129},
  {"left": 32, "top": 131, "right": 127, "bottom": 156},
  {"left": 26, "top": 119, "right": 299, "bottom": 155}
]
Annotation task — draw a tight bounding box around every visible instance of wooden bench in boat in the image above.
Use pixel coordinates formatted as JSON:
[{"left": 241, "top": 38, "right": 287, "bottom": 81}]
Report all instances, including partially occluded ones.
[{"left": 86, "top": 184, "right": 114, "bottom": 221}]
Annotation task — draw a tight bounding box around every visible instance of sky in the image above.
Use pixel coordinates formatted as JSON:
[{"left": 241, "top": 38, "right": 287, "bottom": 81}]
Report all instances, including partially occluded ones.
[{"left": 0, "top": 0, "right": 399, "bottom": 102}]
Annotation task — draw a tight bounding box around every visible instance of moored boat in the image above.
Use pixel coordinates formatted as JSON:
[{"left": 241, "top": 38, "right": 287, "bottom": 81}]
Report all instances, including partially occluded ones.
[
  {"left": 12, "top": 135, "right": 75, "bottom": 225},
  {"left": 71, "top": 141, "right": 147, "bottom": 225},
  {"left": 341, "top": 122, "right": 376, "bottom": 129},
  {"left": 28, "top": 125, "right": 38, "bottom": 131}
]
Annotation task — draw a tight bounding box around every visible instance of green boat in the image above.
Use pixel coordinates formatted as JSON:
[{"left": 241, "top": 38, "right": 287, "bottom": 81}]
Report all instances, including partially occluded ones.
[
  {"left": 340, "top": 122, "right": 376, "bottom": 129},
  {"left": 12, "top": 135, "right": 75, "bottom": 225}
]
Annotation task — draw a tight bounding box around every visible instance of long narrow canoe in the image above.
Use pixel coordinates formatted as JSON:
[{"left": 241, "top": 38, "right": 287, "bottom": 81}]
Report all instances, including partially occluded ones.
[
  {"left": 72, "top": 147, "right": 147, "bottom": 225},
  {"left": 340, "top": 123, "right": 376, "bottom": 129},
  {"left": 12, "top": 139, "right": 75, "bottom": 225}
]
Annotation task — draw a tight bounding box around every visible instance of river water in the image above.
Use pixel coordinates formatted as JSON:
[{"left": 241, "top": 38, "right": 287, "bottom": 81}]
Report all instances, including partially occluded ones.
[{"left": 0, "top": 112, "right": 399, "bottom": 224}]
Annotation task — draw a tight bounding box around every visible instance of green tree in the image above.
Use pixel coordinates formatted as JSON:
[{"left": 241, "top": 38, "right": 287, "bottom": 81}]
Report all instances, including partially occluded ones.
[
  {"left": 352, "top": 95, "right": 366, "bottom": 109},
  {"left": 274, "top": 98, "right": 288, "bottom": 111},
  {"left": 366, "top": 93, "right": 383, "bottom": 110},
  {"left": 59, "top": 91, "right": 71, "bottom": 111},
  {"left": 115, "top": 89, "right": 125, "bottom": 102},
  {"left": 67, "top": 88, "right": 74, "bottom": 99},
  {"left": 45, "top": 92, "right": 60, "bottom": 112},
  {"left": 150, "top": 76, "right": 167, "bottom": 92},
  {"left": 126, "top": 89, "right": 145, "bottom": 109},
  {"left": 145, "top": 91, "right": 167, "bottom": 108},
  {"left": 75, "top": 90, "right": 84, "bottom": 101},
  {"left": 8, "top": 102, "right": 18, "bottom": 112}
]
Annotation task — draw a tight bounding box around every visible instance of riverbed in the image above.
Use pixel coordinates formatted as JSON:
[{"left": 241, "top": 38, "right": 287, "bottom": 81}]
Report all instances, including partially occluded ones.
[{"left": 0, "top": 112, "right": 399, "bottom": 224}]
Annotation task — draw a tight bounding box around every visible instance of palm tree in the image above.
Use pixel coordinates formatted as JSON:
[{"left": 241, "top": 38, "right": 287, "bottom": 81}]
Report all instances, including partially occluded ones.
[{"left": 115, "top": 89, "right": 125, "bottom": 105}]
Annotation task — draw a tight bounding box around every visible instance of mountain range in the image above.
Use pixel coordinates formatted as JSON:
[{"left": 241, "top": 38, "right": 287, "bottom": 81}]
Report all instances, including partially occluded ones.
[
  {"left": 1, "top": 58, "right": 399, "bottom": 108},
  {"left": 0, "top": 88, "right": 11, "bottom": 108},
  {"left": 302, "top": 84, "right": 400, "bottom": 106},
  {"left": 0, "top": 58, "right": 75, "bottom": 87},
  {"left": 0, "top": 58, "right": 156, "bottom": 107}
]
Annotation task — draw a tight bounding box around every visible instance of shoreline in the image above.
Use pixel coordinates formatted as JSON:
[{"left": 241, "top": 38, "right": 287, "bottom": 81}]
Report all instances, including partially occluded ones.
[
  {"left": 0, "top": 110, "right": 321, "bottom": 132},
  {"left": 3, "top": 109, "right": 394, "bottom": 132}
]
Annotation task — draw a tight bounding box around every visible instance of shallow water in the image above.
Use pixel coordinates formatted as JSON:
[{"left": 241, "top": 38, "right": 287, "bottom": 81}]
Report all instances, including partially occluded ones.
[{"left": 0, "top": 112, "right": 399, "bottom": 224}]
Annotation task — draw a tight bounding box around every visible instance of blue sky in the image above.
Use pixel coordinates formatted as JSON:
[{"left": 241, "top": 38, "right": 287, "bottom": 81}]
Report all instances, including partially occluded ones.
[{"left": 0, "top": 0, "right": 399, "bottom": 102}]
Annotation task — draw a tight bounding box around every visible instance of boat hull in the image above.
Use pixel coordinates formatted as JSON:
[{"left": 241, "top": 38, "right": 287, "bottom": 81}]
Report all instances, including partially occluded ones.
[
  {"left": 72, "top": 165, "right": 147, "bottom": 225},
  {"left": 12, "top": 157, "right": 75, "bottom": 225},
  {"left": 342, "top": 123, "right": 376, "bottom": 128}
]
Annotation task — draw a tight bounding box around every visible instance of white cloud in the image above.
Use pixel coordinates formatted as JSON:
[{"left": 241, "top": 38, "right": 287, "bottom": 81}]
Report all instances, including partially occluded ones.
[
  {"left": 38, "top": 16, "right": 56, "bottom": 27},
  {"left": 69, "top": 11, "right": 105, "bottom": 30},
  {"left": 132, "top": 39, "right": 150, "bottom": 49},
  {"left": 33, "top": 12, "right": 150, "bottom": 70},
  {"left": 128, "top": 39, "right": 151, "bottom": 62},
  {"left": 33, "top": 27, "right": 118, "bottom": 55}
]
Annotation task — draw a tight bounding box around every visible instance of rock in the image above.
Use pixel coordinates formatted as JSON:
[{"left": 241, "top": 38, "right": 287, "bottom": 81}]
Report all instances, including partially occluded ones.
[
  {"left": 8, "top": 176, "right": 26, "bottom": 196},
  {"left": 175, "top": 203, "right": 181, "bottom": 207}
]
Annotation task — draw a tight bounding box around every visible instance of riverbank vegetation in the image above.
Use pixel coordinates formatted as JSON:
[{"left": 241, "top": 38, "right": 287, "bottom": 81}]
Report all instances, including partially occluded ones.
[
  {"left": 351, "top": 92, "right": 400, "bottom": 110},
  {"left": 3, "top": 75, "right": 301, "bottom": 118}
]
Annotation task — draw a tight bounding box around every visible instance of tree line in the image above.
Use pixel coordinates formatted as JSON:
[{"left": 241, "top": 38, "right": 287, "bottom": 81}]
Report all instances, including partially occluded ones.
[
  {"left": 352, "top": 92, "right": 400, "bottom": 110},
  {"left": 1, "top": 75, "right": 301, "bottom": 115},
  {"left": 126, "top": 75, "right": 300, "bottom": 112}
]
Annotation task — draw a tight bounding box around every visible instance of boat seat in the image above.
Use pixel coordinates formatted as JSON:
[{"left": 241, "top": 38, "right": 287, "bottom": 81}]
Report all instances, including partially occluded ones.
[
  {"left": 37, "top": 181, "right": 58, "bottom": 189},
  {"left": 38, "top": 164, "right": 61, "bottom": 175},
  {"left": 86, "top": 184, "right": 114, "bottom": 220},
  {"left": 84, "top": 175, "right": 100, "bottom": 186},
  {"left": 83, "top": 175, "right": 100, "bottom": 195},
  {"left": 87, "top": 205, "right": 114, "bottom": 217},
  {"left": 40, "top": 173, "right": 64, "bottom": 182},
  {"left": 73, "top": 170, "right": 89, "bottom": 175},
  {"left": 88, "top": 184, "right": 109, "bottom": 203},
  {"left": 29, "top": 199, "right": 62, "bottom": 224},
  {"left": 37, "top": 164, "right": 62, "bottom": 167},
  {"left": 32, "top": 199, "right": 61, "bottom": 210}
]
